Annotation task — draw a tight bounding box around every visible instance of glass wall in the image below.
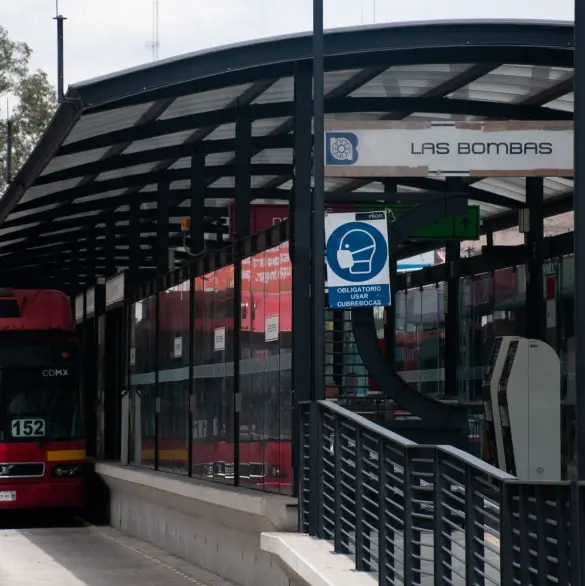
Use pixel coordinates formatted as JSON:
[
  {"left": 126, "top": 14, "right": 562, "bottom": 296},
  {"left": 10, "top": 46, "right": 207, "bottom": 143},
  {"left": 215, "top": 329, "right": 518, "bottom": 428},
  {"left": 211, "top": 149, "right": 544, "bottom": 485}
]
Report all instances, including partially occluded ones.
[
  {"left": 128, "top": 296, "right": 157, "bottom": 468},
  {"left": 158, "top": 281, "right": 190, "bottom": 475},
  {"left": 393, "top": 252, "right": 579, "bottom": 479},
  {"left": 239, "top": 243, "right": 292, "bottom": 493},
  {"left": 395, "top": 284, "right": 446, "bottom": 397}
]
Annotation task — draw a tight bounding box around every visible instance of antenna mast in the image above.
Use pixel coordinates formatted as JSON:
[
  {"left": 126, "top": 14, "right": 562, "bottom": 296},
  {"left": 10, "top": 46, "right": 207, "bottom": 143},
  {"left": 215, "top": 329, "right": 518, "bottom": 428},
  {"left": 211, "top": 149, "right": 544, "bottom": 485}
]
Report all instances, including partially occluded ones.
[
  {"left": 152, "top": 0, "right": 160, "bottom": 60},
  {"left": 54, "top": 0, "right": 67, "bottom": 103}
]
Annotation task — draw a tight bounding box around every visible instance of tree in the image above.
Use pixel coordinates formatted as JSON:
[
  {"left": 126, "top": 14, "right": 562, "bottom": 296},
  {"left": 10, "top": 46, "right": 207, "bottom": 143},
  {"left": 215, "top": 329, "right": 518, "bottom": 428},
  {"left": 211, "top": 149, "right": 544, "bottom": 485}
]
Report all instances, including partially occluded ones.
[{"left": 0, "top": 25, "right": 57, "bottom": 195}]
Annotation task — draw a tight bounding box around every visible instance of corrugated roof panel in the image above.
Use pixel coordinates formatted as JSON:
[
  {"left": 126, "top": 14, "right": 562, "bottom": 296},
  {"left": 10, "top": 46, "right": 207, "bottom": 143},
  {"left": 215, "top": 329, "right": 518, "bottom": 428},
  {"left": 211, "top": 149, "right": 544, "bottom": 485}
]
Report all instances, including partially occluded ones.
[
  {"left": 8, "top": 203, "right": 60, "bottom": 222},
  {"left": 350, "top": 63, "right": 472, "bottom": 98},
  {"left": 252, "top": 77, "right": 293, "bottom": 105},
  {"left": 21, "top": 178, "right": 83, "bottom": 204},
  {"left": 124, "top": 129, "right": 196, "bottom": 154},
  {"left": 57, "top": 210, "right": 103, "bottom": 221},
  {"left": 252, "top": 70, "right": 361, "bottom": 106},
  {"left": 0, "top": 222, "right": 39, "bottom": 237},
  {"left": 252, "top": 117, "right": 293, "bottom": 135},
  {"left": 0, "top": 238, "right": 27, "bottom": 249},
  {"left": 470, "top": 201, "right": 509, "bottom": 217},
  {"left": 251, "top": 148, "right": 293, "bottom": 165},
  {"left": 473, "top": 178, "right": 527, "bottom": 201},
  {"left": 159, "top": 83, "right": 253, "bottom": 120},
  {"left": 72, "top": 189, "right": 128, "bottom": 204},
  {"left": 205, "top": 122, "right": 236, "bottom": 141},
  {"left": 40, "top": 147, "right": 111, "bottom": 176},
  {"left": 97, "top": 162, "right": 159, "bottom": 182},
  {"left": 169, "top": 180, "right": 191, "bottom": 189},
  {"left": 204, "top": 153, "right": 235, "bottom": 166},
  {"left": 209, "top": 175, "right": 282, "bottom": 188},
  {"left": 449, "top": 64, "right": 573, "bottom": 103},
  {"left": 63, "top": 102, "right": 156, "bottom": 145},
  {"left": 545, "top": 91, "right": 574, "bottom": 112},
  {"left": 41, "top": 227, "right": 85, "bottom": 238},
  {"left": 169, "top": 154, "right": 237, "bottom": 169}
]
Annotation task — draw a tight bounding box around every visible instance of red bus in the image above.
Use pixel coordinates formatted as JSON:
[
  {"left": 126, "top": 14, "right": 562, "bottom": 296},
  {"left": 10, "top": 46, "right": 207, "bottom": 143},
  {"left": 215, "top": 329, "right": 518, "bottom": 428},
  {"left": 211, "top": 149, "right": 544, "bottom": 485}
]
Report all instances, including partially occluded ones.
[{"left": 0, "top": 289, "right": 84, "bottom": 510}]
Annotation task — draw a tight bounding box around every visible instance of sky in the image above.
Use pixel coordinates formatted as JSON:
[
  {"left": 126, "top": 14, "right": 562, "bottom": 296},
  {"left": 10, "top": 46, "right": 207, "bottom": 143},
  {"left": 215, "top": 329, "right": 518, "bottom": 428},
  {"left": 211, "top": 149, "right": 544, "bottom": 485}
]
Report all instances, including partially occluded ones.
[{"left": 0, "top": 0, "right": 576, "bottom": 93}]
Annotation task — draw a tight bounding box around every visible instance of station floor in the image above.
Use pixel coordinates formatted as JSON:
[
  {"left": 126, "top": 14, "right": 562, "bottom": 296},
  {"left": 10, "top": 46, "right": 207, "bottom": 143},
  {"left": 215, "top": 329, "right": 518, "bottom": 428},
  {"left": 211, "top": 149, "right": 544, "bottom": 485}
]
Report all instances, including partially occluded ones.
[{"left": 0, "top": 517, "right": 239, "bottom": 586}]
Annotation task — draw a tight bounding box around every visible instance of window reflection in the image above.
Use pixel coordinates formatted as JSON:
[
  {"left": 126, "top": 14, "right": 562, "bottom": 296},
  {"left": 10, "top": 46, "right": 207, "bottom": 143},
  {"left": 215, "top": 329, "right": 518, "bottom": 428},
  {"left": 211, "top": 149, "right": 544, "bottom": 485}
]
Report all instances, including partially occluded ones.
[
  {"left": 129, "top": 296, "right": 156, "bottom": 469},
  {"left": 158, "top": 281, "right": 190, "bottom": 475},
  {"left": 239, "top": 244, "right": 293, "bottom": 494}
]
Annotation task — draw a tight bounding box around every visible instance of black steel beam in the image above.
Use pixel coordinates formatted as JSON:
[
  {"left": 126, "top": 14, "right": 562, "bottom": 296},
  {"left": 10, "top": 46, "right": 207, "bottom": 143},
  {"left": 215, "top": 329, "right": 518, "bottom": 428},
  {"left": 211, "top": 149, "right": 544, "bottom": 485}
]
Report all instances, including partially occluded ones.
[
  {"left": 56, "top": 96, "right": 570, "bottom": 157},
  {"left": 40, "top": 135, "right": 294, "bottom": 186},
  {"left": 129, "top": 196, "right": 141, "bottom": 286},
  {"left": 104, "top": 214, "right": 116, "bottom": 277},
  {"left": 5, "top": 193, "right": 226, "bottom": 228},
  {"left": 525, "top": 177, "right": 545, "bottom": 341},
  {"left": 291, "top": 66, "right": 313, "bottom": 495},
  {"left": 0, "top": 210, "right": 223, "bottom": 245},
  {"left": 232, "top": 111, "right": 252, "bottom": 488},
  {"left": 394, "top": 231, "right": 573, "bottom": 292},
  {"left": 156, "top": 179, "right": 170, "bottom": 274},
  {"left": 575, "top": 0, "right": 585, "bottom": 480},
  {"left": 234, "top": 115, "right": 252, "bottom": 240},
  {"left": 190, "top": 147, "right": 206, "bottom": 254},
  {"left": 444, "top": 241, "right": 460, "bottom": 399}
]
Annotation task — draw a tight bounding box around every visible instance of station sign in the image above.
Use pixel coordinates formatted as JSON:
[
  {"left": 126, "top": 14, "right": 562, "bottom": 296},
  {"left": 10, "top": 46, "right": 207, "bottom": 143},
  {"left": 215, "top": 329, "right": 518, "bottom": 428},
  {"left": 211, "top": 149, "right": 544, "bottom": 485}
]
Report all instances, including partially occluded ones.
[
  {"left": 324, "top": 120, "right": 573, "bottom": 178},
  {"left": 325, "top": 211, "right": 391, "bottom": 309}
]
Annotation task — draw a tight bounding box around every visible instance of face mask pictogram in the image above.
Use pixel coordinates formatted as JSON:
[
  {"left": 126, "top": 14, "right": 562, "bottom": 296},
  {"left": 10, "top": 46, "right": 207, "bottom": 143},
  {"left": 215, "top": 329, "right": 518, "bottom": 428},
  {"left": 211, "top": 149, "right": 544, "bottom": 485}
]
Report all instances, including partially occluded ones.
[{"left": 336, "top": 229, "right": 376, "bottom": 275}]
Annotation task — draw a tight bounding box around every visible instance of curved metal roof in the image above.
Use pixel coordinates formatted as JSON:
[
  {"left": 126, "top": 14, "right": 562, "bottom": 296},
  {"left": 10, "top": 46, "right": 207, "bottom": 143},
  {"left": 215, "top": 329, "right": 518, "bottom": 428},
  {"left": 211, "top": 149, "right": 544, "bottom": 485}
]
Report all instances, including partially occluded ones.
[{"left": 0, "top": 19, "right": 575, "bottom": 286}]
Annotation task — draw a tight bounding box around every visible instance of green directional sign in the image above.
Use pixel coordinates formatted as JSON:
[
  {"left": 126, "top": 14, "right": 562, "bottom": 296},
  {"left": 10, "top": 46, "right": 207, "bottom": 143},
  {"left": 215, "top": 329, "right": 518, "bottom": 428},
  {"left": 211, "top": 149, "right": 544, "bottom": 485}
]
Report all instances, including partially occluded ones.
[{"left": 349, "top": 203, "right": 480, "bottom": 241}]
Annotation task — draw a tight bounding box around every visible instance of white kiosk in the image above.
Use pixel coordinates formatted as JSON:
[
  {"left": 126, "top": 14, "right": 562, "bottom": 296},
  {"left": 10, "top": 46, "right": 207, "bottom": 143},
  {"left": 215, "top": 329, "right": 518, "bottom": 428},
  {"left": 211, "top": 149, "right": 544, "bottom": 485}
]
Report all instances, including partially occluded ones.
[
  {"left": 483, "top": 336, "right": 561, "bottom": 481},
  {"left": 481, "top": 336, "right": 520, "bottom": 469}
]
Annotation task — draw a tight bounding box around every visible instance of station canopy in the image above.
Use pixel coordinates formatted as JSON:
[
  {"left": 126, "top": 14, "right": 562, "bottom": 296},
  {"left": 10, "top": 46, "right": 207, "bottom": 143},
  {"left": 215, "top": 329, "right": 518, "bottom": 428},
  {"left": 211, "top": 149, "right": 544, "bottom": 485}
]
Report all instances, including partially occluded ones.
[{"left": 0, "top": 19, "right": 574, "bottom": 286}]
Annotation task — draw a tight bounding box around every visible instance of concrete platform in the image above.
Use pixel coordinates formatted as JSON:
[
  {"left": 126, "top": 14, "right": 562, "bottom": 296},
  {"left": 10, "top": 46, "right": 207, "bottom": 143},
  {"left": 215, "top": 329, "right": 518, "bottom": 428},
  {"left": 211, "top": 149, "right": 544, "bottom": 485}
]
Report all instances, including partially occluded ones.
[
  {"left": 95, "top": 462, "right": 297, "bottom": 586},
  {"left": 0, "top": 523, "right": 239, "bottom": 586}
]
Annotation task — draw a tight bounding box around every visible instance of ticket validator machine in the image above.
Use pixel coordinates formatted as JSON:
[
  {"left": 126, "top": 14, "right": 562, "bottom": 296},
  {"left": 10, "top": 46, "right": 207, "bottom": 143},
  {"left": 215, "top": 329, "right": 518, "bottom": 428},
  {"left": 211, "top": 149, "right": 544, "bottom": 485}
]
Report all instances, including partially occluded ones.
[{"left": 482, "top": 336, "right": 560, "bottom": 481}]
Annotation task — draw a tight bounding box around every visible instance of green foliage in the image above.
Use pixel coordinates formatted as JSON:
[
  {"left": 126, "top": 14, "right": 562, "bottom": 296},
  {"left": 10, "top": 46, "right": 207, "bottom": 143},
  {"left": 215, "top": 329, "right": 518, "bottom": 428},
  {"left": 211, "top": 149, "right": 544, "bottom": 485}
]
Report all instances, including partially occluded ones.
[{"left": 0, "top": 25, "right": 56, "bottom": 194}]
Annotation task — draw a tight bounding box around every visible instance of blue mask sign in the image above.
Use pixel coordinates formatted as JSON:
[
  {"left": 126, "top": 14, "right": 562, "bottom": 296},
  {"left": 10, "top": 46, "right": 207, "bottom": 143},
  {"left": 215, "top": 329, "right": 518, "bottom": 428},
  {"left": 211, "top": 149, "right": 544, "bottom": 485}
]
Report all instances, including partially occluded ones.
[{"left": 325, "top": 211, "right": 391, "bottom": 309}]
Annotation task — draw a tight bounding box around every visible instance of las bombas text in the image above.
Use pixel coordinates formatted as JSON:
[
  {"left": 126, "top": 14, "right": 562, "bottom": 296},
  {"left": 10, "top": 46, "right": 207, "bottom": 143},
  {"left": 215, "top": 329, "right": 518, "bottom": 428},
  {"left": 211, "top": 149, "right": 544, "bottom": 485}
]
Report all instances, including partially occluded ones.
[{"left": 410, "top": 141, "right": 553, "bottom": 155}]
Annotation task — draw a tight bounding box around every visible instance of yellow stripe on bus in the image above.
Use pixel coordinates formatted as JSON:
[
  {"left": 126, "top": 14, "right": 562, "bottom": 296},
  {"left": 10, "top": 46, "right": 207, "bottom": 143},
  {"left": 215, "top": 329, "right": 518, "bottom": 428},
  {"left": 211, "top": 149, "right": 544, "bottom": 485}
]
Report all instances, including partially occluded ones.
[
  {"left": 46, "top": 449, "right": 87, "bottom": 462},
  {"left": 140, "top": 449, "right": 188, "bottom": 461}
]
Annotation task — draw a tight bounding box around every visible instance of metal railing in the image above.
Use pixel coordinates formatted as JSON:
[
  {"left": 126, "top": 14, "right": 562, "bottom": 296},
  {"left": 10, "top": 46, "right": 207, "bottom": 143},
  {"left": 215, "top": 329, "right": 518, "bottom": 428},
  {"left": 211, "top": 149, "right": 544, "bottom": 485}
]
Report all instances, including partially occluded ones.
[{"left": 299, "top": 400, "right": 582, "bottom": 585}]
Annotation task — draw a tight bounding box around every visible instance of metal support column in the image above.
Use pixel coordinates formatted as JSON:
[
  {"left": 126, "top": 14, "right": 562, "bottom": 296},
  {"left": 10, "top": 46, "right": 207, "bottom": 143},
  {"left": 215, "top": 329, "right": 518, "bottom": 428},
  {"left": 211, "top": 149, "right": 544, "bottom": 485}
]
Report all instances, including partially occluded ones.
[
  {"left": 86, "top": 229, "right": 96, "bottom": 286},
  {"left": 105, "top": 215, "right": 116, "bottom": 278},
  {"left": 69, "top": 239, "right": 80, "bottom": 309},
  {"left": 129, "top": 197, "right": 141, "bottom": 286},
  {"left": 312, "top": 0, "right": 326, "bottom": 404},
  {"left": 444, "top": 241, "right": 460, "bottom": 399},
  {"left": 384, "top": 181, "right": 397, "bottom": 366},
  {"left": 574, "top": 0, "right": 585, "bottom": 481},
  {"left": 233, "top": 112, "right": 252, "bottom": 487},
  {"left": 156, "top": 178, "right": 170, "bottom": 274},
  {"left": 309, "top": 0, "right": 325, "bottom": 538},
  {"left": 292, "top": 66, "right": 313, "bottom": 497},
  {"left": 190, "top": 147, "right": 206, "bottom": 255},
  {"left": 525, "top": 177, "right": 545, "bottom": 341}
]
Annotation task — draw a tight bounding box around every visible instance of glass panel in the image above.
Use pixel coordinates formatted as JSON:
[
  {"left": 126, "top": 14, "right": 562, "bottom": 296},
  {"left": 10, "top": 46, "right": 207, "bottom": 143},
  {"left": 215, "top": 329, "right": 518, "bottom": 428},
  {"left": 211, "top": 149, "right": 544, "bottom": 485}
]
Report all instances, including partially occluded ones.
[
  {"left": 129, "top": 296, "right": 156, "bottom": 468},
  {"left": 240, "top": 250, "right": 266, "bottom": 489},
  {"left": 158, "top": 280, "right": 190, "bottom": 475},
  {"left": 278, "top": 242, "right": 293, "bottom": 494},
  {"left": 192, "top": 272, "right": 216, "bottom": 480}
]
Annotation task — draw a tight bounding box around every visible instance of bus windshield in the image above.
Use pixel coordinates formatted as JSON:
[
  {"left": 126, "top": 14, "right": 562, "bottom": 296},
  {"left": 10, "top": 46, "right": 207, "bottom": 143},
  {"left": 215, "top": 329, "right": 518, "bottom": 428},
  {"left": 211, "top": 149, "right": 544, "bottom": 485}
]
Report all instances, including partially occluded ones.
[{"left": 0, "top": 368, "right": 82, "bottom": 442}]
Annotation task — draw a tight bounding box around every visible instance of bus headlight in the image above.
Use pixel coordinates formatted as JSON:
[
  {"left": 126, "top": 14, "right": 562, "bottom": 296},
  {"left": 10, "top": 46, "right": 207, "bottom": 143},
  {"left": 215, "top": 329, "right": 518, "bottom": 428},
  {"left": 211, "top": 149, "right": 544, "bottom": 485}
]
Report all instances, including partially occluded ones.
[{"left": 51, "top": 464, "right": 84, "bottom": 478}]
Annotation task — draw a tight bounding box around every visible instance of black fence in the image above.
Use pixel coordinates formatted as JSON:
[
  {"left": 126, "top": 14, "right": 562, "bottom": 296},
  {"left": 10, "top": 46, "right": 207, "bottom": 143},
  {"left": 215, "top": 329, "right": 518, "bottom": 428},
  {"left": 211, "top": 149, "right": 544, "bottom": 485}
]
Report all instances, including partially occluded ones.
[{"left": 299, "top": 399, "right": 582, "bottom": 585}]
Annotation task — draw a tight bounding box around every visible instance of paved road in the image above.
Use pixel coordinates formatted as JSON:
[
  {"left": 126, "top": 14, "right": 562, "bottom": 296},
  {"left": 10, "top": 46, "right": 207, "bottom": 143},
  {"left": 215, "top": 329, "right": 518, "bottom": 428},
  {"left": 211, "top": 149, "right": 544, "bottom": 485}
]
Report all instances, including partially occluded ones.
[{"left": 0, "top": 520, "right": 238, "bottom": 586}]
